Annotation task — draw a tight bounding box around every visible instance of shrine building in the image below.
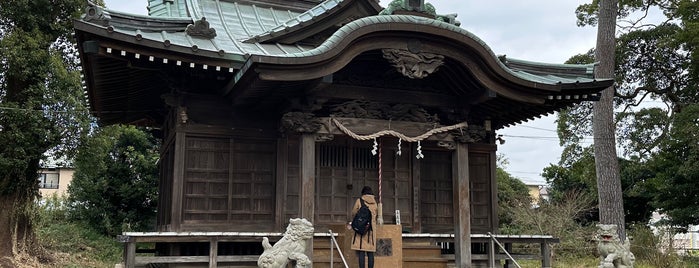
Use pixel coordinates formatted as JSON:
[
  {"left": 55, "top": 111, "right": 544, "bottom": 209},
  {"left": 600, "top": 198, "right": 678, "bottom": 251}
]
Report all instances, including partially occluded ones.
[{"left": 74, "top": 0, "right": 612, "bottom": 267}]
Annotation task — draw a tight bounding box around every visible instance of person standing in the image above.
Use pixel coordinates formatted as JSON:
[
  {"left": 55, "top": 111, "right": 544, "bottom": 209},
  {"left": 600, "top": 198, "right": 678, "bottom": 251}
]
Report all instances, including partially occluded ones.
[{"left": 350, "top": 186, "right": 378, "bottom": 268}]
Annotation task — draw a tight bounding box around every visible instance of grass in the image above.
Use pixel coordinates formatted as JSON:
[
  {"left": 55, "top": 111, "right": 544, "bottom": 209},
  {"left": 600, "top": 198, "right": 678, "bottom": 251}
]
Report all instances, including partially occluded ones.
[
  {"left": 38, "top": 220, "right": 122, "bottom": 267},
  {"left": 34, "top": 195, "right": 122, "bottom": 268}
]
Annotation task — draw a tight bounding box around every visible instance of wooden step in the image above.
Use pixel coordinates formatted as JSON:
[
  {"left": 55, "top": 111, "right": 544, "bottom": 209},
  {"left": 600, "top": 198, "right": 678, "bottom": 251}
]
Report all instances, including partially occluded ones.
[
  {"left": 403, "top": 243, "right": 443, "bottom": 257},
  {"left": 403, "top": 256, "right": 449, "bottom": 268}
]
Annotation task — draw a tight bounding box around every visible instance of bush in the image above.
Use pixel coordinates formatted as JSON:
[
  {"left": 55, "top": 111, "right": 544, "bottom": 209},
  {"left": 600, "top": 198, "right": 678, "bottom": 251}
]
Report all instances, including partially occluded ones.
[
  {"left": 68, "top": 125, "right": 159, "bottom": 236},
  {"left": 629, "top": 224, "right": 684, "bottom": 268},
  {"left": 37, "top": 194, "right": 69, "bottom": 223},
  {"left": 507, "top": 190, "right": 598, "bottom": 259}
]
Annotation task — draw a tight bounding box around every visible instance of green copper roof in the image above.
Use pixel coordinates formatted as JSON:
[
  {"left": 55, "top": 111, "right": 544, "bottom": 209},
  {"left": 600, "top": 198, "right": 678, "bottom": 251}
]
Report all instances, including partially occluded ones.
[
  {"left": 271, "top": 15, "right": 600, "bottom": 85},
  {"left": 148, "top": 0, "right": 189, "bottom": 17},
  {"left": 79, "top": 0, "right": 603, "bottom": 85}
]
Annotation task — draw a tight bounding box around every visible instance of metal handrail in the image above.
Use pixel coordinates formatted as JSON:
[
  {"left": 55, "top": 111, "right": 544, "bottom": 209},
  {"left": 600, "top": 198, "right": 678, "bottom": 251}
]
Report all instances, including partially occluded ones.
[
  {"left": 328, "top": 230, "right": 349, "bottom": 268},
  {"left": 487, "top": 232, "right": 522, "bottom": 268}
]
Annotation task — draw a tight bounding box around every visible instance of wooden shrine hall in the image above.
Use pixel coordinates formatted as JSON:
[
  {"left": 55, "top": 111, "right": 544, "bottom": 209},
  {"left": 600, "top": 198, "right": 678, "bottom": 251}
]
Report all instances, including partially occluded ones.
[{"left": 74, "top": 0, "right": 612, "bottom": 267}]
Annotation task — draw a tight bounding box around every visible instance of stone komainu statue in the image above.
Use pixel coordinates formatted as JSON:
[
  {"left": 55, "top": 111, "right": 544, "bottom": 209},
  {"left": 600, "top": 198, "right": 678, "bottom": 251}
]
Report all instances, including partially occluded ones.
[
  {"left": 597, "top": 224, "right": 635, "bottom": 268},
  {"left": 258, "top": 218, "right": 314, "bottom": 268}
]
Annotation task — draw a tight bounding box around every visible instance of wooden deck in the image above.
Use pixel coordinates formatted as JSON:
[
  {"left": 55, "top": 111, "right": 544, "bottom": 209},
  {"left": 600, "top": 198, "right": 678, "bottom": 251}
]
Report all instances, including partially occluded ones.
[{"left": 118, "top": 232, "right": 559, "bottom": 268}]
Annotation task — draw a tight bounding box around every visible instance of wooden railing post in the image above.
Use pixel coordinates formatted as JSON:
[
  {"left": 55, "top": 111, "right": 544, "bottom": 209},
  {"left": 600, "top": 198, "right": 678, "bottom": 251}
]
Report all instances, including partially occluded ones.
[
  {"left": 504, "top": 243, "right": 514, "bottom": 268},
  {"left": 488, "top": 238, "right": 495, "bottom": 268},
  {"left": 209, "top": 237, "right": 218, "bottom": 268},
  {"left": 124, "top": 242, "right": 136, "bottom": 268},
  {"left": 118, "top": 234, "right": 136, "bottom": 268},
  {"left": 541, "top": 241, "right": 551, "bottom": 268}
]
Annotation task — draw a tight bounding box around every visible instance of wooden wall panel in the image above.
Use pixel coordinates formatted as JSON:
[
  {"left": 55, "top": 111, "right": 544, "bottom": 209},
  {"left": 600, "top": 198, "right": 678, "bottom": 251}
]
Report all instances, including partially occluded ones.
[
  {"left": 179, "top": 135, "right": 276, "bottom": 229},
  {"left": 317, "top": 144, "right": 350, "bottom": 223},
  {"left": 469, "top": 152, "right": 493, "bottom": 233},
  {"left": 285, "top": 137, "right": 300, "bottom": 222},
  {"left": 156, "top": 140, "right": 175, "bottom": 230},
  {"left": 231, "top": 140, "right": 276, "bottom": 222},
  {"left": 183, "top": 137, "right": 230, "bottom": 222},
  {"left": 420, "top": 150, "right": 453, "bottom": 233}
]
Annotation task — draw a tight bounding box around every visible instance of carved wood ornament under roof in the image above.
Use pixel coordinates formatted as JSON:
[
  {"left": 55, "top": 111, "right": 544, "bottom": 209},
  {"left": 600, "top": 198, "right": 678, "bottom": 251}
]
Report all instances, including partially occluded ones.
[{"left": 382, "top": 49, "right": 445, "bottom": 79}]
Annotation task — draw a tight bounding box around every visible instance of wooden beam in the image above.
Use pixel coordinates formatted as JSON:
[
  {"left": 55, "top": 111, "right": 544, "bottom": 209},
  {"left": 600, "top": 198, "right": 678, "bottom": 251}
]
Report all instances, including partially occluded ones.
[
  {"left": 452, "top": 142, "right": 471, "bottom": 267},
  {"left": 313, "top": 84, "right": 460, "bottom": 108},
  {"left": 318, "top": 117, "right": 461, "bottom": 142}
]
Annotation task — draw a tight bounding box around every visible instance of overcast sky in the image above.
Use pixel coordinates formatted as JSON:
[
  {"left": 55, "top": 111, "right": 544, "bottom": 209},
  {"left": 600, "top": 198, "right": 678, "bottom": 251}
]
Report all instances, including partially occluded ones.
[{"left": 102, "top": 0, "right": 601, "bottom": 185}]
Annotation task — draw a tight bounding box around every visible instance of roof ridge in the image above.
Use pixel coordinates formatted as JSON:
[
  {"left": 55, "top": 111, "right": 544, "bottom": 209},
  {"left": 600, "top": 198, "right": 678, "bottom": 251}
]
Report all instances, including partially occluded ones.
[{"left": 82, "top": 3, "right": 193, "bottom": 31}]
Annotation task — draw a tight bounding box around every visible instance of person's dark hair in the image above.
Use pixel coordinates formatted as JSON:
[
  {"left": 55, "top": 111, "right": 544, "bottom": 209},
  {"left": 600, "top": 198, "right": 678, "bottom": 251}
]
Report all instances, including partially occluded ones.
[{"left": 361, "top": 186, "right": 373, "bottom": 195}]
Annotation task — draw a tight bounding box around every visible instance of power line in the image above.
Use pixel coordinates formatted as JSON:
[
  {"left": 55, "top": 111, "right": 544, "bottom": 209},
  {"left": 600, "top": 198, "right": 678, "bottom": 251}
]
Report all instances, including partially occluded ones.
[
  {"left": 509, "top": 171, "right": 542, "bottom": 175},
  {"left": 516, "top": 125, "right": 558, "bottom": 132}
]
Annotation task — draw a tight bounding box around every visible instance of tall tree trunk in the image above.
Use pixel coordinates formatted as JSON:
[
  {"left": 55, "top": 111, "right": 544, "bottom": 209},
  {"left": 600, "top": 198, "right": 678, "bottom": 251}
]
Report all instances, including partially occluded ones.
[
  {"left": 593, "top": 0, "right": 626, "bottom": 240},
  {"left": 0, "top": 192, "right": 39, "bottom": 267}
]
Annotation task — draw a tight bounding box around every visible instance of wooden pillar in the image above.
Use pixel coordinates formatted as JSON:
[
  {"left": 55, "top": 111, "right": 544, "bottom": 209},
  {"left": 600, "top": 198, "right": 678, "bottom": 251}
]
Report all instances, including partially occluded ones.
[
  {"left": 275, "top": 138, "right": 289, "bottom": 231},
  {"left": 299, "top": 134, "right": 316, "bottom": 256},
  {"left": 171, "top": 131, "right": 186, "bottom": 231},
  {"left": 452, "top": 142, "right": 471, "bottom": 267}
]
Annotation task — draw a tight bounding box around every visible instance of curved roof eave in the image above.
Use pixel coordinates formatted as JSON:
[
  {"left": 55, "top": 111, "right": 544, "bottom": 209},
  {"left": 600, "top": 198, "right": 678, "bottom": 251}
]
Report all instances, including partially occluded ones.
[
  {"left": 242, "top": 15, "right": 612, "bottom": 96},
  {"left": 74, "top": 19, "right": 248, "bottom": 64}
]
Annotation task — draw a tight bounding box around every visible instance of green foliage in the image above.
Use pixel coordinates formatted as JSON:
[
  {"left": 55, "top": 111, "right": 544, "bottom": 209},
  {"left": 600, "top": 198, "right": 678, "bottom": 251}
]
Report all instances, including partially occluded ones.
[
  {"left": 575, "top": 0, "right": 670, "bottom": 28},
  {"left": 542, "top": 147, "right": 597, "bottom": 203},
  {"left": 0, "top": 0, "right": 91, "bottom": 257},
  {"left": 37, "top": 194, "right": 70, "bottom": 223},
  {"left": 495, "top": 155, "right": 533, "bottom": 233},
  {"left": 496, "top": 167, "right": 532, "bottom": 233},
  {"left": 645, "top": 104, "right": 699, "bottom": 227},
  {"left": 557, "top": 1, "right": 699, "bottom": 230},
  {"left": 68, "top": 125, "right": 159, "bottom": 236},
  {"left": 542, "top": 149, "right": 656, "bottom": 225}
]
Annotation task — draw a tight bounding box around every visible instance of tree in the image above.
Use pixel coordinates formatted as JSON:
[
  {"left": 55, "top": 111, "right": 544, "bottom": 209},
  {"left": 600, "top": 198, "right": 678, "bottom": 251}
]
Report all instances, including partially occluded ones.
[
  {"left": 559, "top": 0, "right": 699, "bottom": 232},
  {"left": 561, "top": 0, "right": 699, "bottom": 232},
  {"left": 68, "top": 125, "right": 159, "bottom": 236},
  {"left": 592, "top": 0, "right": 626, "bottom": 240},
  {"left": 542, "top": 149, "right": 656, "bottom": 225},
  {"left": 0, "top": 0, "right": 90, "bottom": 264},
  {"left": 495, "top": 155, "right": 533, "bottom": 233},
  {"left": 645, "top": 104, "right": 699, "bottom": 228}
]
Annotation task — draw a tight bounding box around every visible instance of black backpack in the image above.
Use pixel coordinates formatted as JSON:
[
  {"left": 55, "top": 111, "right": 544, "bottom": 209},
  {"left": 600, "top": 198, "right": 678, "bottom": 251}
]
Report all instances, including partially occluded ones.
[{"left": 351, "top": 198, "right": 372, "bottom": 235}]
